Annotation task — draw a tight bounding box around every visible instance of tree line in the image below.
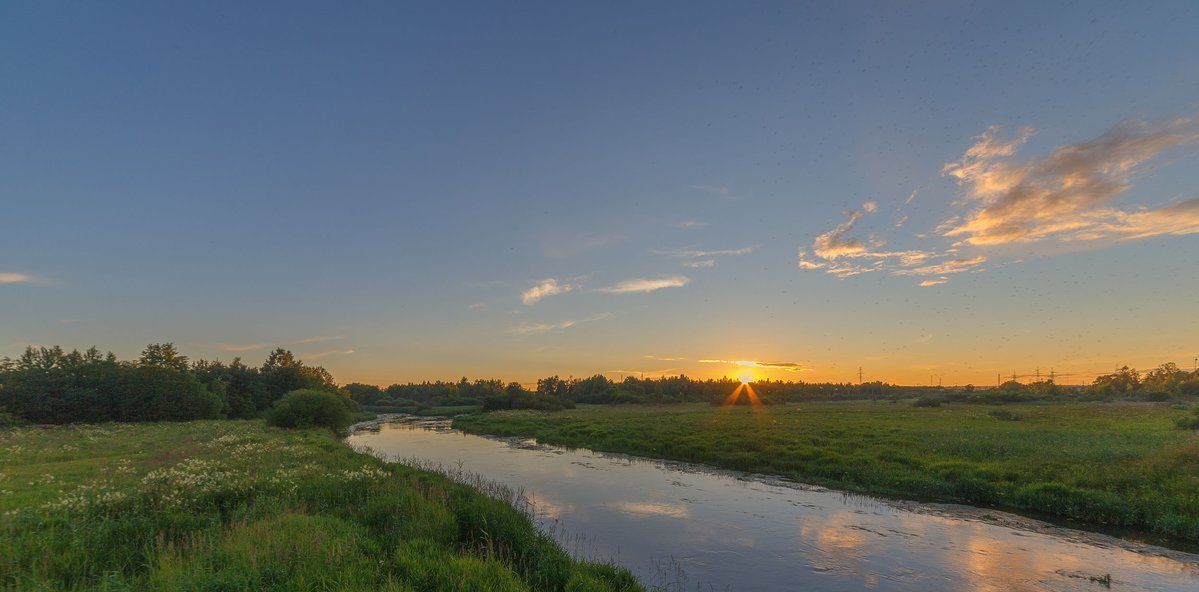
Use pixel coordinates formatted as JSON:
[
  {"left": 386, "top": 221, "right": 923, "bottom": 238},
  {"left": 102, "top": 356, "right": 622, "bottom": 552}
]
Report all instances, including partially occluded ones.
[
  {"left": 0, "top": 344, "right": 339, "bottom": 424},
  {"left": 5, "top": 343, "right": 1194, "bottom": 425}
]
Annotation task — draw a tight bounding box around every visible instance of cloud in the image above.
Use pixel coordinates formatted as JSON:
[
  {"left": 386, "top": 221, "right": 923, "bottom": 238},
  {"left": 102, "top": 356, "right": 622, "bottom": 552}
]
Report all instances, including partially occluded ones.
[
  {"left": 216, "top": 343, "right": 267, "bottom": 352},
  {"left": 521, "top": 278, "right": 576, "bottom": 305},
  {"left": 699, "top": 359, "right": 807, "bottom": 372},
  {"left": 604, "top": 368, "right": 682, "bottom": 378},
  {"left": 690, "top": 184, "right": 735, "bottom": 198},
  {"left": 942, "top": 116, "right": 1199, "bottom": 245},
  {"left": 296, "top": 335, "right": 345, "bottom": 344},
  {"left": 799, "top": 205, "right": 940, "bottom": 279},
  {"left": 595, "top": 276, "right": 690, "bottom": 294},
  {"left": 0, "top": 273, "right": 35, "bottom": 284},
  {"left": 509, "top": 313, "right": 612, "bottom": 335},
  {"left": 892, "top": 256, "right": 987, "bottom": 277},
  {"left": 675, "top": 220, "right": 709, "bottom": 229},
  {"left": 811, "top": 211, "right": 869, "bottom": 259},
  {"left": 663, "top": 246, "right": 756, "bottom": 259},
  {"left": 862, "top": 201, "right": 878, "bottom": 213},
  {"left": 656, "top": 245, "right": 756, "bottom": 268},
  {"left": 468, "top": 302, "right": 487, "bottom": 310},
  {"left": 918, "top": 277, "right": 949, "bottom": 287},
  {"left": 305, "top": 349, "right": 355, "bottom": 360},
  {"left": 643, "top": 355, "right": 685, "bottom": 361}
]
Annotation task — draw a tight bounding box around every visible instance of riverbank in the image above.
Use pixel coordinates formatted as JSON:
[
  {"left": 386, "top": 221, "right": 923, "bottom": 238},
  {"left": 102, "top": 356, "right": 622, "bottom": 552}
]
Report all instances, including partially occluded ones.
[
  {"left": 453, "top": 401, "right": 1199, "bottom": 544},
  {"left": 0, "top": 420, "right": 642, "bottom": 591}
]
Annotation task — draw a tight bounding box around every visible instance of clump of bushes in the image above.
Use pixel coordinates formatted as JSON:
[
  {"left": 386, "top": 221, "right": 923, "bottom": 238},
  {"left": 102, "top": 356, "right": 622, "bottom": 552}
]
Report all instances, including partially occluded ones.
[
  {"left": 913, "top": 397, "right": 942, "bottom": 408},
  {"left": 1176, "top": 406, "right": 1199, "bottom": 430},
  {"left": 988, "top": 409, "right": 1022, "bottom": 421},
  {"left": 266, "top": 389, "right": 355, "bottom": 431}
]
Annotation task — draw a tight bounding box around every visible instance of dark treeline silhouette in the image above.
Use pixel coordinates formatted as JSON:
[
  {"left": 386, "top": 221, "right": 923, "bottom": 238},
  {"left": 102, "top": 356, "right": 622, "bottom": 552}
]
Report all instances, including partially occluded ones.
[
  {"left": 349, "top": 374, "right": 937, "bottom": 409},
  {"left": 353, "top": 362, "right": 1199, "bottom": 410},
  {"left": 0, "top": 344, "right": 339, "bottom": 424},
  {"left": 6, "top": 344, "right": 1195, "bottom": 425}
]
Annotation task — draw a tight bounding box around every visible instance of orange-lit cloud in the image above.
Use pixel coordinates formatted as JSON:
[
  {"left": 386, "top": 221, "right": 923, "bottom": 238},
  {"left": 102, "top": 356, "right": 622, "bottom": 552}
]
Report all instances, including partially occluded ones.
[
  {"left": 595, "top": 276, "right": 690, "bottom": 294},
  {"left": 942, "top": 116, "right": 1199, "bottom": 245},
  {"left": 216, "top": 343, "right": 267, "bottom": 352},
  {"left": 699, "top": 359, "right": 807, "bottom": 372},
  {"left": 521, "top": 278, "right": 576, "bottom": 305},
  {"left": 0, "top": 272, "right": 35, "bottom": 284},
  {"left": 918, "top": 277, "right": 949, "bottom": 287}
]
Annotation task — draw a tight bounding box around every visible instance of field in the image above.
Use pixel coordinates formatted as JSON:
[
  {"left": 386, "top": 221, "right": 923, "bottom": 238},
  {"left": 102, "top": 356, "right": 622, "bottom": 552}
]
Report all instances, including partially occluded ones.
[
  {"left": 454, "top": 401, "right": 1199, "bottom": 543},
  {"left": 0, "top": 421, "right": 642, "bottom": 591}
]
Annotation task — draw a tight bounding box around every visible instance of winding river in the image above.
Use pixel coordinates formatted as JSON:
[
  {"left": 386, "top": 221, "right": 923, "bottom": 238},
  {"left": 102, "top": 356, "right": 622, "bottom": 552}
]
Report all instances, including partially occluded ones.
[{"left": 347, "top": 417, "right": 1199, "bottom": 592}]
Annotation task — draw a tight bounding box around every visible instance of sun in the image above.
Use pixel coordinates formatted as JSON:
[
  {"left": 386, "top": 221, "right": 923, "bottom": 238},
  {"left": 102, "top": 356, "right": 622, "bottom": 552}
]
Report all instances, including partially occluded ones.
[{"left": 739, "top": 375, "right": 753, "bottom": 384}]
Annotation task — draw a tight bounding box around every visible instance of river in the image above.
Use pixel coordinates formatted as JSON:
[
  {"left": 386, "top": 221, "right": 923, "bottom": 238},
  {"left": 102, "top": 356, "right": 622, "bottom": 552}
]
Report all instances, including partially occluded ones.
[{"left": 346, "top": 417, "right": 1199, "bottom": 592}]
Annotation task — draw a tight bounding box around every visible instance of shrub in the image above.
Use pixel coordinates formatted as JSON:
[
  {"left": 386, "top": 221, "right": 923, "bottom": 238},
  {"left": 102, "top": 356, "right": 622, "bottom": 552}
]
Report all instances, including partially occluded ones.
[
  {"left": 988, "top": 409, "right": 1022, "bottom": 421},
  {"left": 913, "top": 397, "right": 942, "bottom": 408},
  {"left": 1176, "top": 407, "right": 1199, "bottom": 430},
  {"left": 266, "top": 389, "right": 353, "bottom": 431},
  {"left": 0, "top": 408, "right": 23, "bottom": 428}
]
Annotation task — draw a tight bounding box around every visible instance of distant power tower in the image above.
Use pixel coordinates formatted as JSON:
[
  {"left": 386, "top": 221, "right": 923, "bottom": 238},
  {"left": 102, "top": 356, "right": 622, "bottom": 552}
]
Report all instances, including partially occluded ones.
[{"left": 858, "top": 366, "right": 863, "bottom": 384}]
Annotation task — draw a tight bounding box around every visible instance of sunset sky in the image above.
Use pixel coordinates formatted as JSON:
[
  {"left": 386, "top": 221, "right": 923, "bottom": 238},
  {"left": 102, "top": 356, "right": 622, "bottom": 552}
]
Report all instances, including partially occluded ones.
[{"left": 3, "top": 2, "right": 1197, "bottom": 386}]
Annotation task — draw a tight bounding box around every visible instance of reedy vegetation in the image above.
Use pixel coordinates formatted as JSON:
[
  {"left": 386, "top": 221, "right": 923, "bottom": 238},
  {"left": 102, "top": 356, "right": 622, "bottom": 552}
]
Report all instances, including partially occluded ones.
[{"left": 0, "top": 421, "right": 642, "bottom": 591}]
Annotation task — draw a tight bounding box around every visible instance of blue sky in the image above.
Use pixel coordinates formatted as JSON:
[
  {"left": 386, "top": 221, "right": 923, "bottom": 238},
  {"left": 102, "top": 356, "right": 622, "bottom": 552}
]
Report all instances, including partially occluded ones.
[{"left": 3, "top": 2, "right": 1197, "bottom": 385}]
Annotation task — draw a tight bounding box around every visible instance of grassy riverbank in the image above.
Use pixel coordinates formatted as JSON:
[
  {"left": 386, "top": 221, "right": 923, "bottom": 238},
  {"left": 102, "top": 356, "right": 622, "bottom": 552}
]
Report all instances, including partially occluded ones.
[
  {"left": 454, "top": 401, "right": 1199, "bottom": 543},
  {"left": 0, "top": 421, "right": 642, "bottom": 591}
]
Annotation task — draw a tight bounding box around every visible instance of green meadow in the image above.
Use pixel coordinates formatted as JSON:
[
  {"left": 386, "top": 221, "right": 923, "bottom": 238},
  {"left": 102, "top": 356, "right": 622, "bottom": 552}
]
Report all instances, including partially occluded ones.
[
  {"left": 454, "top": 401, "right": 1199, "bottom": 543},
  {"left": 0, "top": 421, "right": 642, "bottom": 592}
]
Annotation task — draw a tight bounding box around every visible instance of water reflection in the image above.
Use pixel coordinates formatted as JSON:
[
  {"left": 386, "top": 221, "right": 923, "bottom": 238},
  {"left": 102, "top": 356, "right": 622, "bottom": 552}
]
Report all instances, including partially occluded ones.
[{"left": 347, "top": 419, "right": 1199, "bottom": 592}]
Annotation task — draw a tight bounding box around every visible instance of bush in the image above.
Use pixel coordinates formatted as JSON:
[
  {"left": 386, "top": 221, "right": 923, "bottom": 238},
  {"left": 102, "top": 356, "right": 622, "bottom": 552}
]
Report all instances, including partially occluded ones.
[
  {"left": 913, "top": 397, "right": 942, "bottom": 408},
  {"left": 0, "top": 409, "right": 23, "bottom": 428},
  {"left": 266, "top": 389, "right": 353, "bottom": 431},
  {"left": 1176, "top": 407, "right": 1199, "bottom": 430},
  {"left": 988, "top": 409, "right": 1022, "bottom": 421}
]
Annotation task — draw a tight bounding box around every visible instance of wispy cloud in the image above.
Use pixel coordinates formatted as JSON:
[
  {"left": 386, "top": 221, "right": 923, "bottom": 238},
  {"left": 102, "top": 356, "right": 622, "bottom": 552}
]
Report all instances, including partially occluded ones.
[
  {"left": 296, "top": 335, "right": 345, "bottom": 344},
  {"left": 660, "top": 246, "right": 756, "bottom": 259},
  {"left": 798, "top": 114, "right": 1199, "bottom": 287},
  {"left": 521, "top": 278, "right": 576, "bottom": 305},
  {"left": 698, "top": 359, "right": 807, "bottom": 372},
  {"left": 656, "top": 245, "right": 755, "bottom": 269},
  {"left": 216, "top": 343, "right": 268, "bottom": 352},
  {"left": 644, "top": 355, "right": 685, "bottom": 361},
  {"left": 0, "top": 273, "right": 35, "bottom": 284},
  {"left": 892, "top": 256, "right": 986, "bottom": 277},
  {"left": 690, "top": 184, "right": 737, "bottom": 198},
  {"left": 675, "top": 220, "right": 709, "bottom": 229},
  {"left": 604, "top": 368, "right": 681, "bottom": 378},
  {"left": 468, "top": 302, "right": 488, "bottom": 310},
  {"left": 595, "top": 276, "right": 690, "bottom": 294},
  {"left": 509, "top": 313, "right": 613, "bottom": 335},
  {"left": 942, "top": 116, "right": 1199, "bottom": 245},
  {"left": 798, "top": 203, "right": 943, "bottom": 280},
  {"left": 305, "top": 348, "right": 355, "bottom": 360}
]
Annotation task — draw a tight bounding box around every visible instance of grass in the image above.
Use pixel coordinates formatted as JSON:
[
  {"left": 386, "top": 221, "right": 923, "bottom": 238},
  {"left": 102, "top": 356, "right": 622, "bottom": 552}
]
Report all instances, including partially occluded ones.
[
  {"left": 454, "top": 401, "right": 1199, "bottom": 543},
  {"left": 0, "top": 421, "right": 643, "bottom": 591}
]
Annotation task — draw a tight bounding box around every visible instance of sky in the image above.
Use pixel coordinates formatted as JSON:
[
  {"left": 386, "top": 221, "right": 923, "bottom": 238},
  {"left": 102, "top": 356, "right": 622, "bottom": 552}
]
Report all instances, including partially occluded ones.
[{"left": 2, "top": 1, "right": 1198, "bottom": 386}]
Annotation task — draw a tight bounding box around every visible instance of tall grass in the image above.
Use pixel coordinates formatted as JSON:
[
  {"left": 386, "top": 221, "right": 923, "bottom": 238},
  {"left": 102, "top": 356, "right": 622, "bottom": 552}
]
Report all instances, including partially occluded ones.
[
  {"left": 454, "top": 401, "right": 1199, "bottom": 543},
  {"left": 0, "top": 421, "right": 643, "bottom": 591}
]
